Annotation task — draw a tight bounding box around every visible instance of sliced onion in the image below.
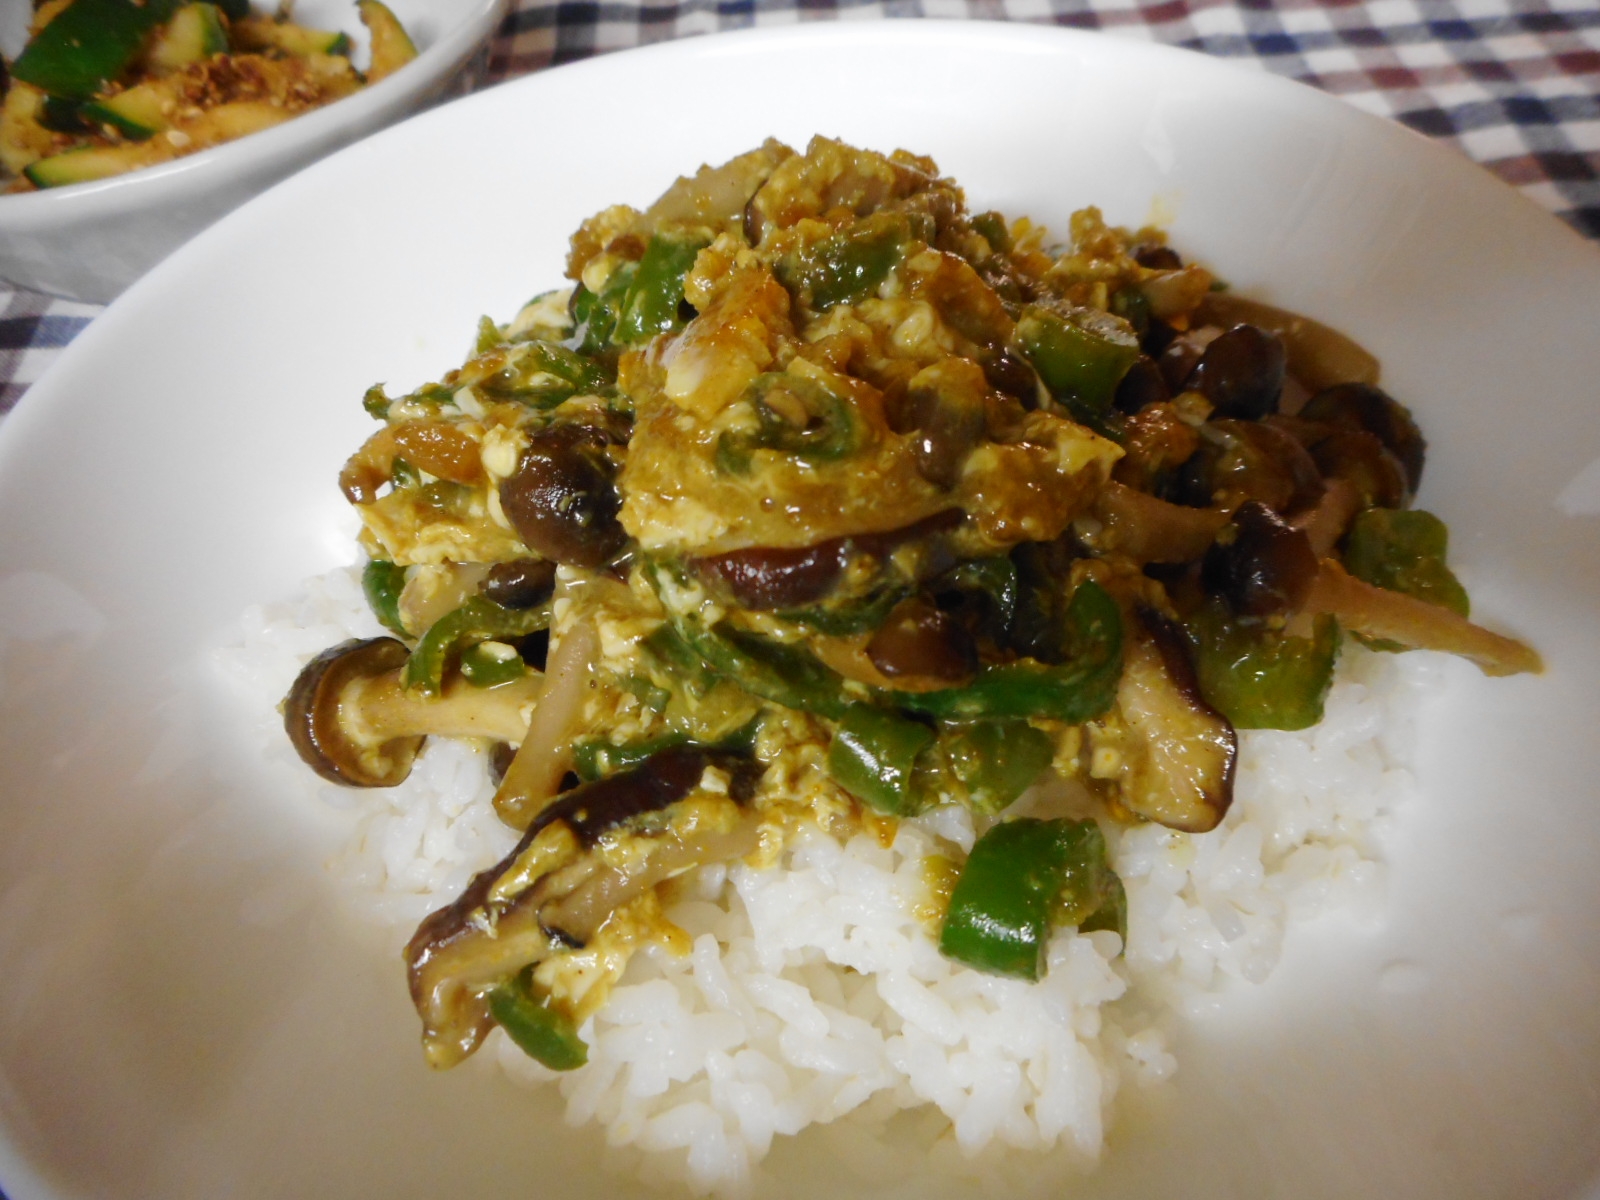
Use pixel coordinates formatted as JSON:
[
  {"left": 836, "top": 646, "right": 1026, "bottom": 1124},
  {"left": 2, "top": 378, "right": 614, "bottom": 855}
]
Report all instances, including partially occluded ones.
[{"left": 492, "top": 618, "right": 600, "bottom": 829}]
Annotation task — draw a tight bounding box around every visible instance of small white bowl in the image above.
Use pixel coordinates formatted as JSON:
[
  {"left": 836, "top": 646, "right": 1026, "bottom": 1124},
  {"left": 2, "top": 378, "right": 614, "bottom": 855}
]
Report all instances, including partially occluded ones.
[{"left": 0, "top": 0, "right": 507, "bottom": 303}]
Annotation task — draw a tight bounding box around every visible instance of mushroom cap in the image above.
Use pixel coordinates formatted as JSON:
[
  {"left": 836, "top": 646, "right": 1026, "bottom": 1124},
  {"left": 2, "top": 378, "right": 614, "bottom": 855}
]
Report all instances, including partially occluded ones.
[{"left": 283, "top": 636, "right": 424, "bottom": 787}]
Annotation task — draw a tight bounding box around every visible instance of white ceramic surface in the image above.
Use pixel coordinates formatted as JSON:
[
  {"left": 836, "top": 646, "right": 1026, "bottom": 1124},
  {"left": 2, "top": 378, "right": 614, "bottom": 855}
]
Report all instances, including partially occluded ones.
[
  {"left": 0, "top": 0, "right": 506, "bottom": 303},
  {"left": 2, "top": 20, "right": 1599, "bottom": 1200}
]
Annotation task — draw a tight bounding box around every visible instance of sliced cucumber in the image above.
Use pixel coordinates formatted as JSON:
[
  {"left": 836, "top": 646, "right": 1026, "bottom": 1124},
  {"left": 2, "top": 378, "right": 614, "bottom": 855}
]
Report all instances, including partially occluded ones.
[
  {"left": 10, "top": 0, "right": 183, "bottom": 99},
  {"left": 145, "top": 3, "right": 230, "bottom": 75},
  {"left": 358, "top": 0, "right": 418, "bottom": 83},
  {"left": 24, "top": 141, "right": 161, "bottom": 187},
  {"left": 81, "top": 80, "right": 174, "bottom": 139},
  {"left": 233, "top": 16, "right": 352, "bottom": 58}
]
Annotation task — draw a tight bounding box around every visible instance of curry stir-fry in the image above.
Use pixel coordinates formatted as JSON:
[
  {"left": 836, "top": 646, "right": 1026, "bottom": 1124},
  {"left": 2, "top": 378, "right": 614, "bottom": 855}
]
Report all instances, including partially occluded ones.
[{"left": 282, "top": 138, "right": 1539, "bottom": 1072}]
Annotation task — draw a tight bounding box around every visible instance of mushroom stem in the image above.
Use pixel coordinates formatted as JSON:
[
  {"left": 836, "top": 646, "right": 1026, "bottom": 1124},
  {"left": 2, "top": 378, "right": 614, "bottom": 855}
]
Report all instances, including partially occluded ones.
[
  {"left": 346, "top": 670, "right": 543, "bottom": 746},
  {"left": 1303, "top": 558, "right": 1543, "bottom": 676},
  {"left": 1091, "top": 482, "right": 1231, "bottom": 564}
]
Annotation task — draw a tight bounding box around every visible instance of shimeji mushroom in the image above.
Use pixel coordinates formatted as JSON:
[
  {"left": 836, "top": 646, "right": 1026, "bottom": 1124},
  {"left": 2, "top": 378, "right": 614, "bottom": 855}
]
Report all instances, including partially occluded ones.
[
  {"left": 283, "top": 636, "right": 543, "bottom": 787},
  {"left": 404, "top": 746, "right": 766, "bottom": 1069}
]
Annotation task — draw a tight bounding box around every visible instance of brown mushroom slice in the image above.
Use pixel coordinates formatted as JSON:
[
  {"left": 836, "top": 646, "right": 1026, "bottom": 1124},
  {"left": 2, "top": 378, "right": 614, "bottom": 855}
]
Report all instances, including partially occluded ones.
[
  {"left": 282, "top": 637, "right": 543, "bottom": 787},
  {"left": 1198, "top": 293, "right": 1379, "bottom": 393},
  {"left": 1304, "top": 559, "right": 1543, "bottom": 677},
  {"left": 404, "top": 747, "right": 765, "bottom": 1069},
  {"left": 1102, "top": 609, "right": 1237, "bottom": 833},
  {"left": 1091, "top": 482, "right": 1231, "bottom": 565}
]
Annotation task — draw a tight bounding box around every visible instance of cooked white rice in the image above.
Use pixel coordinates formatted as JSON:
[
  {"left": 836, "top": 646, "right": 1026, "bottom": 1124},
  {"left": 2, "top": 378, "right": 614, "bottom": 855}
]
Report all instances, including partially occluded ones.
[{"left": 215, "top": 563, "right": 1445, "bottom": 1196}]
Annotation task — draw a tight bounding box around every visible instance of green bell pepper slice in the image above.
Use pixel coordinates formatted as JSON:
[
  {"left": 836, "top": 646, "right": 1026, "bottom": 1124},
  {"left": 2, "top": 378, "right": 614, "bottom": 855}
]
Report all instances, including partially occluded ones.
[
  {"left": 715, "top": 372, "right": 862, "bottom": 475},
  {"left": 402, "top": 595, "right": 551, "bottom": 697},
  {"left": 458, "top": 641, "right": 528, "bottom": 688},
  {"left": 570, "top": 261, "right": 638, "bottom": 356},
  {"left": 936, "top": 718, "right": 1056, "bottom": 816},
  {"left": 486, "top": 967, "right": 588, "bottom": 1071},
  {"left": 1185, "top": 598, "right": 1340, "bottom": 730},
  {"left": 939, "top": 817, "right": 1123, "bottom": 981},
  {"left": 1015, "top": 305, "right": 1139, "bottom": 428},
  {"left": 613, "top": 231, "right": 710, "bottom": 346},
  {"left": 827, "top": 703, "right": 936, "bottom": 816},
  {"left": 1341, "top": 508, "right": 1469, "bottom": 617},
  {"left": 361, "top": 559, "right": 408, "bottom": 638},
  {"left": 776, "top": 211, "right": 921, "bottom": 311},
  {"left": 898, "top": 581, "right": 1122, "bottom": 724}
]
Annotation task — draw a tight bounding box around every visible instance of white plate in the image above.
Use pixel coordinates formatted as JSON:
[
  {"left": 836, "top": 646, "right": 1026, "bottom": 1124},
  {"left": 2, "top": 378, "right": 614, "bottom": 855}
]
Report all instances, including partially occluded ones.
[{"left": 2, "top": 20, "right": 1598, "bottom": 1200}]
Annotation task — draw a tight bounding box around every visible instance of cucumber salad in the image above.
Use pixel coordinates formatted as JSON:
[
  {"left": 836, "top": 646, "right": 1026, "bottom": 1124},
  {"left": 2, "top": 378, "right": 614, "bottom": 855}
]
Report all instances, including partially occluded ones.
[{"left": 0, "top": 0, "right": 415, "bottom": 190}]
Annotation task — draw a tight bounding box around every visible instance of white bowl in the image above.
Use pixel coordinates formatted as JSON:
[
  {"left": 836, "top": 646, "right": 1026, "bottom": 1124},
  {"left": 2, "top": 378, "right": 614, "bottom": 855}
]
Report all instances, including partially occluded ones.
[
  {"left": 0, "top": 0, "right": 506, "bottom": 303},
  {"left": 2, "top": 20, "right": 1600, "bottom": 1200}
]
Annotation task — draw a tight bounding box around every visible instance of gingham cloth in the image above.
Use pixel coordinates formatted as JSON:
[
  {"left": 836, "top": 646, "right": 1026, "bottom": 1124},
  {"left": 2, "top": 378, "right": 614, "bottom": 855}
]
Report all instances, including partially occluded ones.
[{"left": 0, "top": 0, "right": 1596, "bottom": 417}]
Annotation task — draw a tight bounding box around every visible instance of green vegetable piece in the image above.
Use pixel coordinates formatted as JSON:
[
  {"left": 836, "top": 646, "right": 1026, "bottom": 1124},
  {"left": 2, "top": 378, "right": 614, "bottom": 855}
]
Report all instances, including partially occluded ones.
[
  {"left": 486, "top": 968, "right": 588, "bottom": 1071},
  {"left": 645, "top": 559, "right": 852, "bottom": 718},
  {"left": 1342, "top": 508, "right": 1469, "bottom": 617},
  {"left": 1015, "top": 305, "right": 1140, "bottom": 425},
  {"left": 697, "top": 622, "right": 852, "bottom": 720},
  {"left": 939, "top": 719, "right": 1055, "bottom": 816},
  {"left": 402, "top": 595, "right": 551, "bottom": 697},
  {"left": 573, "top": 731, "right": 689, "bottom": 783},
  {"left": 474, "top": 315, "right": 504, "bottom": 356},
  {"left": 477, "top": 339, "right": 611, "bottom": 407},
  {"left": 570, "top": 261, "right": 637, "bottom": 356},
  {"left": 777, "top": 212, "right": 916, "bottom": 311},
  {"left": 778, "top": 584, "right": 908, "bottom": 636},
  {"left": 458, "top": 641, "right": 527, "bottom": 688},
  {"left": 716, "top": 372, "right": 861, "bottom": 474},
  {"left": 939, "top": 818, "right": 1121, "bottom": 981},
  {"left": 898, "top": 581, "right": 1122, "bottom": 724},
  {"left": 828, "top": 704, "right": 936, "bottom": 816},
  {"left": 12, "top": 0, "right": 183, "bottom": 99},
  {"left": 1185, "top": 598, "right": 1340, "bottom": 730},
  {"left": 36, "top": 95, "right": 93, "bottom": 134},
  {"left": 361, "top": 559, "right": 408, "bottom": 637},
  {"left": 613, "top": 232, "right": 709, "bottom": 346},
  {"left": 144, "top": 4, "right": 229, "bottom": 74},
  {"left": 81, "top": 82, "right": 169, "bottom": 138},
  {"left": 969, "top": 210, "right": 1011, "bottom": 254},
  {"left": 935, "top": 556, "right": 1019, "bottom": 642},
  {"left": 362, "top": 384, "right": 391, "bottom": 419}
]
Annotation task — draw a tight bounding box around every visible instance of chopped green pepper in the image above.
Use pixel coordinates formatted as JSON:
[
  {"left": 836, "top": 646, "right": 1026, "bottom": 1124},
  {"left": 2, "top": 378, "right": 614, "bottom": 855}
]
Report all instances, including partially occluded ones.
[
  {"left": 776, "top": 211, "right": 919, "bottom": 311},
  {"left": 716, "top": 372, "right": 862, "bottom": 475},
  {"left": 1015, "top": 305, "right": 1140, "bottom": 428},
  {"left": 1341, "top": 508, "right": 1469, "bottom": 617},
  {"left": 613, "top": 231, "right": 710, "bottom": 346},
  {"left": 570, "top": 261, "right": 638, "bottom": 356},
  {"left": 827, "top": 704, "right": 936, "bottom": 816},
  {"left": 1184, "top": 598, "right": 1340, "bottom": 730},
  {"left": 478, "top": 339, "right": 612, "bottom": 407},
  {"left": 486, "top": 967, "right": 588, "bottom": 1071},
  {"left": 939, "top": 818, "right": 1123, "bottom": 981},
  {"left": 778, "top": 584, "right": 908, "bottom": 636},
  {"left": 574, "top": 731, "right": 690, "bottom": 782},
  {"left": 458, "top": 641, "right": 527, "bottom": 688},
  {"left": 361, "top": 559, "right": 408, "bottom": 637},
  {"left": 934, "top": 718, "right": 1056, "bottom": 816},
  {"left": 898, "top": 581, "right": 1122, "bottom": 724},
  {"left": 402, "top": 595, "right": 552, "bottom": 697}
]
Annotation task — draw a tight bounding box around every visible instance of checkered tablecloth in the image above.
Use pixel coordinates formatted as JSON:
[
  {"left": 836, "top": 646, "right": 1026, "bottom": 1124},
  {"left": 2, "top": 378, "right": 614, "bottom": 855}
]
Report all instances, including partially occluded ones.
[{"left": 1, "top": 0, "right": 1597, "bottom": 420}]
